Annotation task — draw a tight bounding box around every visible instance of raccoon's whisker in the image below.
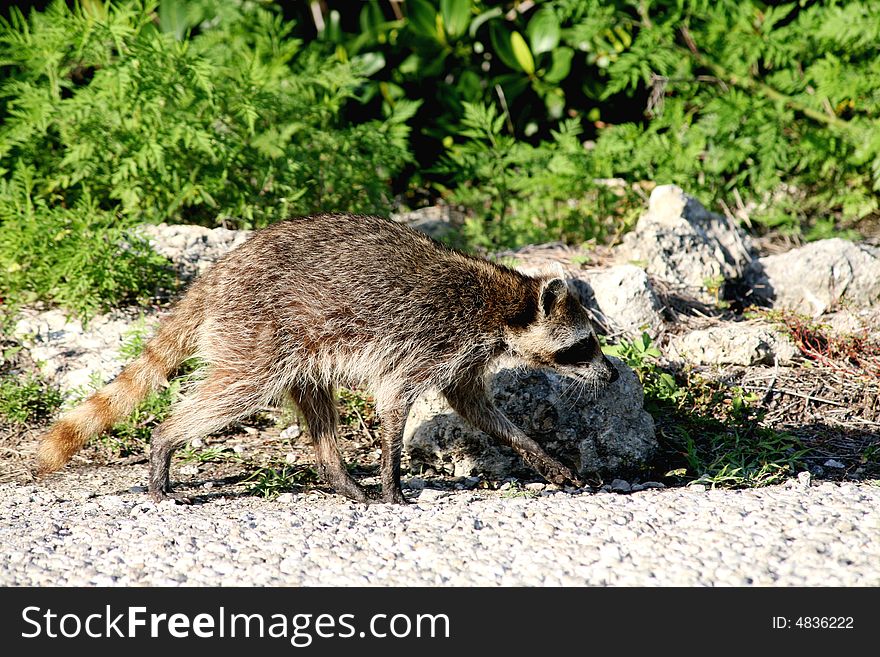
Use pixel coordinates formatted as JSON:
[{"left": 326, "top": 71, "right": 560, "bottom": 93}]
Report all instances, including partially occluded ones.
[
  {"left": 560, "top": 379, "right": 581, "bottom": 407},
  {"left": 560, "top": 373, "right": 590, "bottom": 409}
]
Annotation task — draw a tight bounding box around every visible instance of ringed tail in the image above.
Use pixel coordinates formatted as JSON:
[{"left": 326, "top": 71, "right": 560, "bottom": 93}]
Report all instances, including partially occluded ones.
[{"left": 36, "top": 306, "right": 200, "bottom": 474}]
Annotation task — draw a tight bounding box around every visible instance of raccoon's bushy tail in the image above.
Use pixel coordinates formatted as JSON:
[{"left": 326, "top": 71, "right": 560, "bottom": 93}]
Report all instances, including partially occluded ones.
[{"left": 36, "top": 301, "right": 203, "bottom": 474}]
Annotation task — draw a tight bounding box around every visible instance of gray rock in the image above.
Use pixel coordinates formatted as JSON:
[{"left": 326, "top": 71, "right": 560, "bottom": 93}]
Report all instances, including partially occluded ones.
[
  {"left": 13, "top": 307, "right": 160, "bottom": 396},
  {"left": 821, "top": 307, "right": 880, "bottom": 340},
  {"left": 138, "top": 223, "right": 251, "bottom": 283},
  {"left": 580, "top": 265, "right": 664, "bottom": 335},
  {"left": 824, "top": 459, "right": 846, "bottom": 469},
  {"left": 668, "top": 323, "right": 799, "bottom": 366},
  {"left": 417, "top": 488, "right": 447, "bottom": 502},
  {"left": 280, "top": 425, "right": 302, "bottom": 441},
  {"left": 610, "top": 479, "right": 632, "bottom": 493},
  {"left": 748, "top": 238, "right": 880, "bottom": 316},
  {"left": 404, "top": 477, "right": 427, "bottom": 490},
  {"left": 403, "top": 357, "right": 657, "bottom": 481},
  {"left": 391, "top": 206, "right": 464, "bottom": 242},
  {"left": 616, "top": 185, "right": 754, "bottom": 302}
]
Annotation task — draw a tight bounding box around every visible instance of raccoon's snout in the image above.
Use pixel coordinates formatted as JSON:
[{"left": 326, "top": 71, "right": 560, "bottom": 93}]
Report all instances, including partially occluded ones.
[{"left": 606, "top": 358, "right": 620, "bottom": 383}]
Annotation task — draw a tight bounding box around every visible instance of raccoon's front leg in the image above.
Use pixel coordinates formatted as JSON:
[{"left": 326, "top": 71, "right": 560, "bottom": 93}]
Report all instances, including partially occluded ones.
[{"left": 442, "top": 378, "right": 583, "bottom": 489}]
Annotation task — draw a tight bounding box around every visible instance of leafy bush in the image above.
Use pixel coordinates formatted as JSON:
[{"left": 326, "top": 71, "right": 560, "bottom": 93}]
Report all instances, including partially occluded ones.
[
  {"left": 0, "top": 167, "right": 173, "bottom": 319},
  {"left": 245, "top": 463, "right": 317, "bottom": 499},
  {"left": 0, "top": 373, "right": 62, "bottom": 425},
  {"left": 0, "top": 0, "right": 414, "bottom": 228},
  {"left": 585, "top": 0, "right": 880, "bottom": 238},
  {"left": 437, "top": 101, "right": 642, "bottom": 248},
  {"left": 0, "top": 0, "right": 414, "bottom": 315},
  {"left": 303, "top": 0, "right": 880, "bottom": 244}
]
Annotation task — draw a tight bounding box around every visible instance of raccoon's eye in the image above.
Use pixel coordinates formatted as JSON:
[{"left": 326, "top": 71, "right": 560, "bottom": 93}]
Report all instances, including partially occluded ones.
[{"left": 553, "top": 335, "right": 598, "bottom": 365}]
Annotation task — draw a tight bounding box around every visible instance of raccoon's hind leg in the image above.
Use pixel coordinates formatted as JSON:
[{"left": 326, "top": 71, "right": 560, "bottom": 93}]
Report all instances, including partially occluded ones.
[
  {"left": 289, "top": 384, "right": 370, "bottom": 504},
  {"left": 149, "top": 370, "right": 268, "bottom": 502},
  {"left": 442, "top": 376, "right": 583, "bottom": 489}
]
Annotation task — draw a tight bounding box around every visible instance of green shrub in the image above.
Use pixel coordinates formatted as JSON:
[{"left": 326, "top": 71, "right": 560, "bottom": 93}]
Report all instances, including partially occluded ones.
[
  {"left": 0, "top": 0, "right": 413, "bottom": 228},
  {"left": 245, "top": 463, "right": 318, "bottom": 499},
  {"left": 0, "top": 373, "right": 62, "bottom": 425},
  {"left": 0, "top": 0, "right": 414, "bottom": 317},
  {"left": 303, "top": 0, "right": 880, "bottom": 244},
  {"left": 0, "top": 167, "right": 173, "bottom": 319},
  {"left": 437, "top": 101, "right": 642, "bottom": 248}
]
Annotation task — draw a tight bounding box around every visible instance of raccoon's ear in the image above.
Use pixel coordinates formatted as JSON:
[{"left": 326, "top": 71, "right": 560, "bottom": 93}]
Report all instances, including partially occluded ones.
[{"left": 540, "top": 278, "right": 568, "bottom": 317}]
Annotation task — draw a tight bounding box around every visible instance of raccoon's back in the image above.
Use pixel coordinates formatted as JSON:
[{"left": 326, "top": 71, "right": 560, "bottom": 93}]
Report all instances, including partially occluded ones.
[{"left": 220, "top": 215, "right": 495, "bottom": 324}]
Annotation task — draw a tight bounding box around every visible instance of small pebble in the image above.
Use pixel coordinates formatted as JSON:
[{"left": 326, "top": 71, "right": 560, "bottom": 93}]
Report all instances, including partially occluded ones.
[{"left": 610, "top": 479, "right": 631, "bottom": 493}]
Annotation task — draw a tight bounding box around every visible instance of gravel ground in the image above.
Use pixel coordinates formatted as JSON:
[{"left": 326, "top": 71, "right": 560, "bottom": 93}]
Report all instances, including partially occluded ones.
[{"left": 2, "top": 467, "right": 878, "bottom": 586}]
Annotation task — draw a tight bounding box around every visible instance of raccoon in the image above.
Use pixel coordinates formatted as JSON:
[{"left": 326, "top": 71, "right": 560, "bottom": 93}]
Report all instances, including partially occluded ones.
[{"left": 37, "top": 213, "right": 618, "bottom": 504}]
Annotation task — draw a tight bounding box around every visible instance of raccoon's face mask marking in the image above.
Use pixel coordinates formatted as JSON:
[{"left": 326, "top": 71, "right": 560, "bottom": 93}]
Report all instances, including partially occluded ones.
[
  {"left": 508, "top": 277, "right": 619, "bottom": 391},
  {"left": 552, "top": 333, "right": 600, "bottom": 366}
]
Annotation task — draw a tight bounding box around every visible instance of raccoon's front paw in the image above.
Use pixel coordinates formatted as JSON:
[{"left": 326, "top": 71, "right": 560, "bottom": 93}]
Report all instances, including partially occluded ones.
[{"left": 535, "top": 457, "right": 583, "bottom": 489}]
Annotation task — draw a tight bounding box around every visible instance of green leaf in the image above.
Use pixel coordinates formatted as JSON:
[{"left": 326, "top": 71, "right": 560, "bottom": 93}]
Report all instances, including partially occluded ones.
[
  {"left": 489, "top": 22, "right": 520, "bottom": 70},
  {"left": 408, "top": 0, "right": 439, "bottom": 40},
  {"left": 352, "top": 52, "right": 386, "bottom": 78},
  {"left": 359, "top": 2, "right": 385, "bottom": 35},
  {"left": 510, "top": 31, "right": 535, "bottom": 75},
  {"left": 544, "top": 89, "right": 565, "bottom": 118},
  {"left": 158, "top": 0, "right": 190, "bottom": 41},
  {"left": 321, "top": 9, "right": 342, "bottom": 43},
  {"left": 440, "top": 0, "right": 470, "bottom": 39},
  {"left": 544, "top": 46, "right": 573, "bottom": 83},
  {"left": 526, "top": 8, "right": 560, "bottom": 55}
]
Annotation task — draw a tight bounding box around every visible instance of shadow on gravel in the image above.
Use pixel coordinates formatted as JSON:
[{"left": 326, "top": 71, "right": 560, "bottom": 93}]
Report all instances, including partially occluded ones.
[
  {"left": 641, "top": 419, "right": 879, "bottom": 492},
  {"left": 787, "top": 423, "right": 880, "bottom": 482}
]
